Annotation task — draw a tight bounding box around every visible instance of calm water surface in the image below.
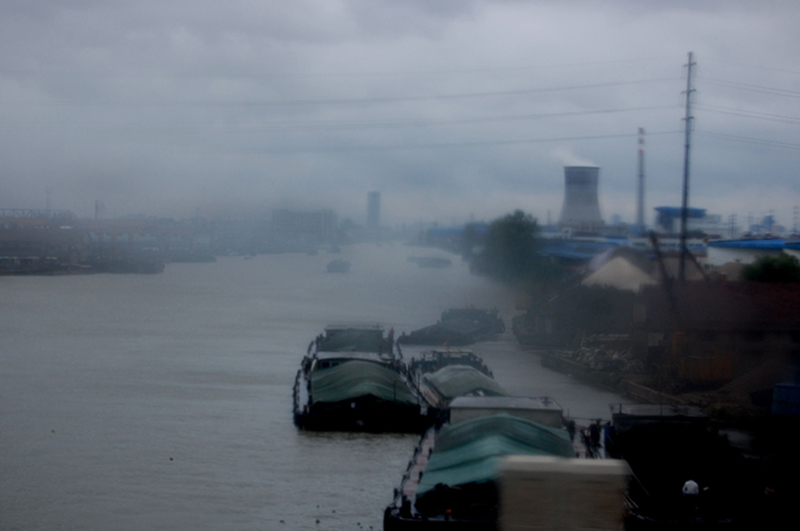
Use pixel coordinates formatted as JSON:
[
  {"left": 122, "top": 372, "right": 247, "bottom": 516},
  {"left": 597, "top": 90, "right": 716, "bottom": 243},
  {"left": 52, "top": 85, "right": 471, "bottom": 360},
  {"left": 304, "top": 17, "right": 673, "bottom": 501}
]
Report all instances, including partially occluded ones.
[{"left": 1, "top": 243, "right": 622, "bottom": 530}]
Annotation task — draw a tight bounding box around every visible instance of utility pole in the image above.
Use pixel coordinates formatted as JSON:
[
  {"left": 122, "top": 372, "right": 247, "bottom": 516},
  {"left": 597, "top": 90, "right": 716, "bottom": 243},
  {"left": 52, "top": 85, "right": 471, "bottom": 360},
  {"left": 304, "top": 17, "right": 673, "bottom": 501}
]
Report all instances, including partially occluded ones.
[
  {"left": 636, "top": 127, "right": 646, "bottom": 234},
  {"left": 679, "top": 52, "right": 696, "bottom": 282}
]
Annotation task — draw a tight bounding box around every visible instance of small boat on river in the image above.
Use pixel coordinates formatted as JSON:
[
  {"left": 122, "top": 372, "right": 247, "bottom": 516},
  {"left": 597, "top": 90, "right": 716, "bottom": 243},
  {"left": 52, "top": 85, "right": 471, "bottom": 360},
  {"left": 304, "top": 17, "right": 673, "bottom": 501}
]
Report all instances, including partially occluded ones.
[
  {"left": 293, "top": 324, "right": 433, "bottom": 433},
  {"left": 326, "top": 258, "right": 351, "bottom": 273},
  {"left": 413, "top": 257, "right": 453, "bottom": 269}
]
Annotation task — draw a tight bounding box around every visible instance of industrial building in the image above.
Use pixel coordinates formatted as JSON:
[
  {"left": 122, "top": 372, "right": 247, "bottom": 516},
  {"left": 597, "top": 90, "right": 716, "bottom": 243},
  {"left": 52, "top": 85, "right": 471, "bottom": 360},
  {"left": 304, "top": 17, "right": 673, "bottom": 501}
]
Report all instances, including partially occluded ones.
[{"left": 654, "top": 206, "right": 728, "bottom": 238}]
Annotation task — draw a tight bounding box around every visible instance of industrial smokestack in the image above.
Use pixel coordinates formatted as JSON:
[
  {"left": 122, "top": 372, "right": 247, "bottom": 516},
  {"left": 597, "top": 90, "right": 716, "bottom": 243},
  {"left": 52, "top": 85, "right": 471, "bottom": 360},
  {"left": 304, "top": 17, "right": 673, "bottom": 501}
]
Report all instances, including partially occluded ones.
[{"left": 558, "top": 166, "right": 603, "bottom": 231}]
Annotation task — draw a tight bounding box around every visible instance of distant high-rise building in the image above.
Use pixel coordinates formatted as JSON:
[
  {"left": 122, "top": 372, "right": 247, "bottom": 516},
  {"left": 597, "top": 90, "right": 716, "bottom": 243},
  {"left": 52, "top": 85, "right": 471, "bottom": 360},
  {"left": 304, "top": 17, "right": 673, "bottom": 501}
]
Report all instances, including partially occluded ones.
[{"left": 367, "top": 191, "right": 380, "bottom": 229}]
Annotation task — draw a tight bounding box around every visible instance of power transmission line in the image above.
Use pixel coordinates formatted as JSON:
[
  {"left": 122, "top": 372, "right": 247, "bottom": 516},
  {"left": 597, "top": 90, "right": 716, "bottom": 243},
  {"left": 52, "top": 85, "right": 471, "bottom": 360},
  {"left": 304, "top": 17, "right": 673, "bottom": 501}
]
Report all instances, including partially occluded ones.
[
  {"left": 256, "top": 105, "right": 678, "bottom": 131},
  {"left": 696, "top": 131, "right": 800, "bottom": 150},
  {"left": 706, "top": 60, "right": 800, "bottom": 77},
  {"left": 246, "top": 130, "right": 683, "bottom": 154},
  {"left": 694, "top": 104, "right": 800, "bottom": 125},
  {"left": 2, "top": 56, "right": 676, "bottom": 80},
  {"left": 700, "top": 78, "right": 800, "bottom": 99},
  {"left": 4, "top": 78, "right": 682, "bottom": 107},
  {"left": 9, "top": 104, "right": 678, "bottom": 132}
]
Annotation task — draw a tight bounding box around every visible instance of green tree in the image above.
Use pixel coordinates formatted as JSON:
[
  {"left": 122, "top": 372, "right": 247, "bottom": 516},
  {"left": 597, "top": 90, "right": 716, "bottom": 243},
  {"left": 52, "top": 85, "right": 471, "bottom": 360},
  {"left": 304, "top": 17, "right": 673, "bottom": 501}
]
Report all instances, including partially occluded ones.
[
  {"left": 471, "top": 210, "right": 555, "bottom": 285},
  {"left": 741, "top": 253, "right": 800, "bottom": 283}
]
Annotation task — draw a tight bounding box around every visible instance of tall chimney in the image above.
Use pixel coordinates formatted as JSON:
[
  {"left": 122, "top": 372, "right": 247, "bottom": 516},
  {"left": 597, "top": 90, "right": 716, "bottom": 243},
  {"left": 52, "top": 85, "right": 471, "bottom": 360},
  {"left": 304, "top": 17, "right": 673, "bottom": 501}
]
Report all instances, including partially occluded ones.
[{"left": 637, "top": 128, "right": 646, "bottom": 233}]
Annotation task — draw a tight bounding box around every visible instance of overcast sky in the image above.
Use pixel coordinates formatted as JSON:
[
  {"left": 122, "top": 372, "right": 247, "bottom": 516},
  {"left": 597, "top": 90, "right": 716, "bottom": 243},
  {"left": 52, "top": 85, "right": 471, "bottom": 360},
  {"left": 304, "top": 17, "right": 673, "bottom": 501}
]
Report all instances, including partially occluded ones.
[{"left": 1, "top": 1, "right": 799, "bottom": 228}]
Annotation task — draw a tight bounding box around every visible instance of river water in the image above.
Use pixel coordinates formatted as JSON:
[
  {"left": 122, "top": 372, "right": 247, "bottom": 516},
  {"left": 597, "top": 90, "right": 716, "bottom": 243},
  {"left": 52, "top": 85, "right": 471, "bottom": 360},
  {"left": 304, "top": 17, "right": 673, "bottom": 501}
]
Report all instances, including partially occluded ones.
[{"left": 1, "top": 243, "right": 622, "bottom": 530}]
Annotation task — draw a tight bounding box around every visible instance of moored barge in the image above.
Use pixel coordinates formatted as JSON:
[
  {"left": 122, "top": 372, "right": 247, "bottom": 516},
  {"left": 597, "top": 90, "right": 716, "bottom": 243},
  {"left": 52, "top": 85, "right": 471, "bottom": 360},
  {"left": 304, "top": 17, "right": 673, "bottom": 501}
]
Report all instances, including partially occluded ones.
[
  {"left": 409, "top": 349, "right": 493, "bottom": 378},
  {"left": 398, "top": 309, "right": 505, "bottom": 347},
  {"left": 409, "top": 350, "right": 504, "bottom": 412},
  {"left": 384, "top": 397, "right": 575, "bottom": 530},
  {"left": 293, "top": 324, "right": 433, "bottom": 433}
]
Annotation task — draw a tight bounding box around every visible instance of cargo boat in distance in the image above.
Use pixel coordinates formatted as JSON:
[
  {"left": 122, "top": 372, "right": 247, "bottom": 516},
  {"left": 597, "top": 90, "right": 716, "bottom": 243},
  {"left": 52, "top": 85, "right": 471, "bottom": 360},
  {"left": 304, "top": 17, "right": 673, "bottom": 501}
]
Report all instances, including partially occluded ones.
[
  {"left": 293, "top": 324, "right": 433, "bottom": 433},
  {"left": 398, "top": 309, "right": 505, "bottom": 347}
]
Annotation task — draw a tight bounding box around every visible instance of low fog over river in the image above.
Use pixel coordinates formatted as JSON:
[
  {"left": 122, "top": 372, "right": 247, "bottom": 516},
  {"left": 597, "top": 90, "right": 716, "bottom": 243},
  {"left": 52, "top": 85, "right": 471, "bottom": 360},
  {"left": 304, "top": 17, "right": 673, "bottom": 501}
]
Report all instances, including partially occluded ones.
[{"left": 1, "top": 243, "right": 622, "bottom": 530}]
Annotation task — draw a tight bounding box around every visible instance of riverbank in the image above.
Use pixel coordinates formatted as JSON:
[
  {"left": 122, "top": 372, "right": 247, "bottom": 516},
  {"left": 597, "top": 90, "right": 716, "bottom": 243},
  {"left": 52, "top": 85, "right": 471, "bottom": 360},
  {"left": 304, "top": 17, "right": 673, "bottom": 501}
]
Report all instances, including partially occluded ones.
[
  {"left": 538, "top": 351, "right": 679, "bottom": 403},
  {"left": 537, "top": 350, "right": 788, "bottom": 420}
]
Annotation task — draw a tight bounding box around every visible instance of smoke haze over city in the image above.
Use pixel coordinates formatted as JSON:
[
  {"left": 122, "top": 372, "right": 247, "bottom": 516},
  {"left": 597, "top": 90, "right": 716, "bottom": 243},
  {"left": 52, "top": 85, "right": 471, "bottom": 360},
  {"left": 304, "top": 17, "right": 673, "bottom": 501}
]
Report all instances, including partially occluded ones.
[{"left": 1, "top": 1, "right": 798, "bottom": 227}]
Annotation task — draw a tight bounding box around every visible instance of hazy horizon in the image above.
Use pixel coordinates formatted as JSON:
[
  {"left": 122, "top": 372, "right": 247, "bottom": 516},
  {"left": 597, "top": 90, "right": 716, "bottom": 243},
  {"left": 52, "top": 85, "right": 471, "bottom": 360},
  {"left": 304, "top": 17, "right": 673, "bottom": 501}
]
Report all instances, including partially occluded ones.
[{"left": 2, "top": 1, "right": 799, "bottom": 228}]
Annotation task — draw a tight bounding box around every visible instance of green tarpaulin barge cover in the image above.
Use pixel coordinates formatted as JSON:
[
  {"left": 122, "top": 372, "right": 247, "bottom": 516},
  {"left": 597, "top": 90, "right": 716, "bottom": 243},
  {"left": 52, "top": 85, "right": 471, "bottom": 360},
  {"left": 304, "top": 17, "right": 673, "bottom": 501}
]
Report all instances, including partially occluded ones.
[
  {"left": 422, "top": 365, "right": 506, "bottom": 401},
  {"left": 417, "top": 413, "right": 574, "bottom": 498},
  {"left": 295, "top": 325, "right": 434, "bottom": 433},
  {"left": 311, "top": 360, "right": 418, "bottom": 406}
]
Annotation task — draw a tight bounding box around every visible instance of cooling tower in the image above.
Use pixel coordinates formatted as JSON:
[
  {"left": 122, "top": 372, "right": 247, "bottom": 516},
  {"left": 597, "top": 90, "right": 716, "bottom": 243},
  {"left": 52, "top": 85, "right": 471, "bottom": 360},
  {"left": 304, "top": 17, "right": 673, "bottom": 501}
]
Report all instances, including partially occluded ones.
[{"left": 558, "top": 166, "right": 604, "bottom": 230}]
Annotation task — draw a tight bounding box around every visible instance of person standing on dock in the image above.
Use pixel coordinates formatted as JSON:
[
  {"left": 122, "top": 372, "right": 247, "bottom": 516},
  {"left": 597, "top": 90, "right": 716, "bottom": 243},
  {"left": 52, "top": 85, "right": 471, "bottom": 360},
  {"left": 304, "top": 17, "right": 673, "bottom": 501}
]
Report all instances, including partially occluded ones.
[
  {"left": 683, "top": 479, "right": 700, "bottom": 514},
  {"left": 589, "top": 419, "right": 601, "bottom": 450}
]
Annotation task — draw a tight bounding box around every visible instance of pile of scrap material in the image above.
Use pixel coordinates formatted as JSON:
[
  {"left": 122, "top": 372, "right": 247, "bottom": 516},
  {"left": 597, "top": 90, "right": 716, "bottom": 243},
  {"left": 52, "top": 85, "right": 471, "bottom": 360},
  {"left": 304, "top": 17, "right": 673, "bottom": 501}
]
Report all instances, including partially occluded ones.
[
  {"left": 582, "top": 256, "right": 657, "bottom": 292},
  {"left": 398, "top": 308, "right": 505, "bottom": 346},
  {"left": 548, "top": 345, "right": 645, "bottom": 375}
]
